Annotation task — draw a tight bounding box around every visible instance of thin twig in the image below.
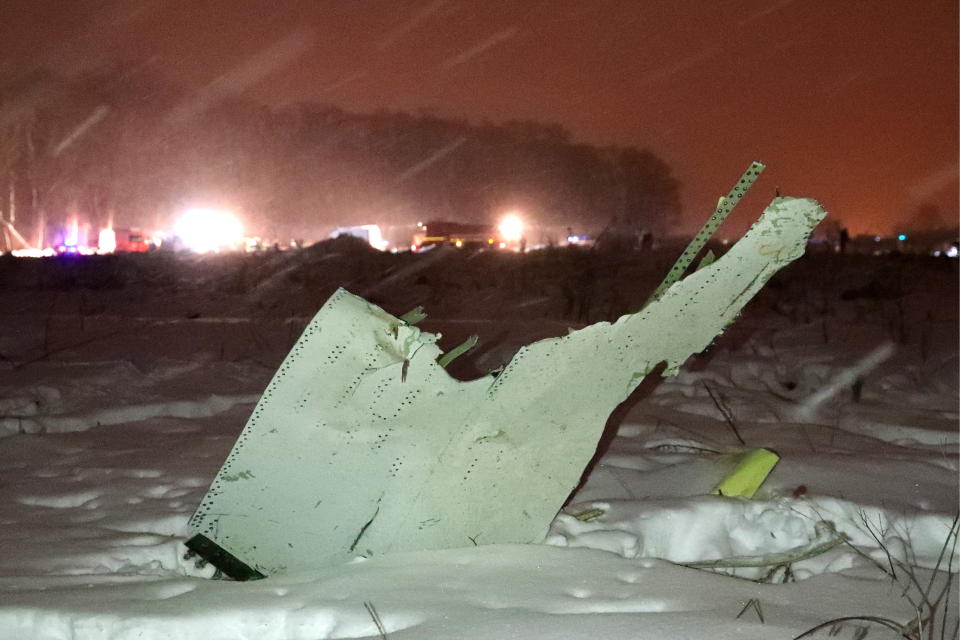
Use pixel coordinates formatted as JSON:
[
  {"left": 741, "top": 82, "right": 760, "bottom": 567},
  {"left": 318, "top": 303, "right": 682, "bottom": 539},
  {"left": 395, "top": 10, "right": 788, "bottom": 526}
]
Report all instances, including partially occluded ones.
[
  {"left": 649, "top": 443, "right": 721, "bottom": 455},
  {"left": 702, "top": 381, "right": 745, "bottom": 445},
  {"left": 736, "top": 598, "right": 764, "bottom": 623},
  {"left": 13, "top": 329, "right": 125, "bottom": 370},
  {"left": 792, "top": 615, "right": 911, "bottom": 639},
  {"left": 683, "top": 525, "right": 846, "bottom": 570},
  {"left": 925, "top": 512, "right": 959, "bottom": 601},
  {"left": 940, "top": 528, "right": 958, "bottom": 640},
  {"left": 363, "top": 601, "right": 388, "bottom": 639},
  {"left": 858, "top": 509, "right": 898, "bottom": 581}
]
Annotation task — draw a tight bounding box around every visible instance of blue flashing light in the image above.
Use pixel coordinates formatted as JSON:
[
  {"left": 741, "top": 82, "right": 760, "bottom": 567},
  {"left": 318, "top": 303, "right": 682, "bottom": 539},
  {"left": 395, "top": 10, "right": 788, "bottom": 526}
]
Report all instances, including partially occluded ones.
[{"left": 897, "top": 234, "right": 907, "bottom": 242}]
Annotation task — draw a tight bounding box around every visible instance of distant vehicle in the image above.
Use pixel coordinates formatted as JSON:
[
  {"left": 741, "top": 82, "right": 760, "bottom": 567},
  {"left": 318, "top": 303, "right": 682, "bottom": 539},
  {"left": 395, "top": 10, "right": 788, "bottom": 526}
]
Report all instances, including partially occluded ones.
[
  {"left": 932, "top": 239, "right": 959, "bottom": 258},
  {"left": 53, "top": 242, "right": 97, "bottom": 256},
  {"left": 412, "top": 220, "right": 516, "bottom": 252},
  {"left": 54, "top": 223, "right": 96, "bottom": 255},
  {"left": 54, "top": 243, "right": 83, "bottom": 255},
  {"left": 330, "top": 224, "right": 389, "bottom": 251},
  {"left": 112, "top": 228, "right": 152, "bottom": 253}
]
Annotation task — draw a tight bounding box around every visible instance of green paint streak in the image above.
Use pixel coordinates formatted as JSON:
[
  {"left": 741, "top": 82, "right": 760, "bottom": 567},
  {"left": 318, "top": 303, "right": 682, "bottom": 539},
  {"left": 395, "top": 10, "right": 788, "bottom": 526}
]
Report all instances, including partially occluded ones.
[
  {"left": 571, "top": 508, "right": 605, "bottom": 522},
  {"left": 223, "top": 470, "right": 256, "bottom": 482},
  {"left": 438, "top": 334, "right": 479, "bottom": 368},
  {"left": 399, "top": 306, "right": 427, "bottom": 325}
]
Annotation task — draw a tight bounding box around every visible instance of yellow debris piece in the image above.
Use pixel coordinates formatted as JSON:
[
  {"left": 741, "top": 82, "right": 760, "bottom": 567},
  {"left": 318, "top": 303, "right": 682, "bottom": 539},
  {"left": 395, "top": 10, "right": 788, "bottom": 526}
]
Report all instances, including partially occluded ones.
[{"left": 713, "top": 448, "right": 780, "bottom": 498}]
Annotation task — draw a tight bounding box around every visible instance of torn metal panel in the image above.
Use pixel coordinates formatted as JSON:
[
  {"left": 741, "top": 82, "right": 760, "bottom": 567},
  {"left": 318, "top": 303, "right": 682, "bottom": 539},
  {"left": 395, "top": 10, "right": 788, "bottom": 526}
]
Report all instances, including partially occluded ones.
[{"left": 188, "top": 196, "right": 826, "bottom": 576}]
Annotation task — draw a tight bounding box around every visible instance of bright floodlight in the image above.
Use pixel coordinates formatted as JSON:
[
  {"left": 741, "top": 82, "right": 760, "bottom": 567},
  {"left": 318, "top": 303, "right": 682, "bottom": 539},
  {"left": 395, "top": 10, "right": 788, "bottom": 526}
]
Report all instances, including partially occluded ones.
[
  {"left": 98, "top": 228, "right": 117, "bottom": 253},
  {"left": 174, "top": 208, "right": 243, "bottom": 253},
  {"left": 498, "top": 214, "right": 524, "bottom": 242}
]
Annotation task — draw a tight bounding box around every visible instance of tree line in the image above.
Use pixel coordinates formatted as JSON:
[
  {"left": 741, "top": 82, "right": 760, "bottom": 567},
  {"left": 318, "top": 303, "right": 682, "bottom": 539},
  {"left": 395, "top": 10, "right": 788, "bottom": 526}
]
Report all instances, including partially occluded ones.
[{"left": 0, "top": 67, "right": 681, "bottom": 247}]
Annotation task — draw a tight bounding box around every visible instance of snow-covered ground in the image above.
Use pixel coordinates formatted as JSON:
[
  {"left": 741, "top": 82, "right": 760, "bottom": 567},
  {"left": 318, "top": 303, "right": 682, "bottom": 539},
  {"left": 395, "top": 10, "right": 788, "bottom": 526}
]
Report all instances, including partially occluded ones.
[{"left": 0, "top": 247, "right": 957, "bottom": 639}]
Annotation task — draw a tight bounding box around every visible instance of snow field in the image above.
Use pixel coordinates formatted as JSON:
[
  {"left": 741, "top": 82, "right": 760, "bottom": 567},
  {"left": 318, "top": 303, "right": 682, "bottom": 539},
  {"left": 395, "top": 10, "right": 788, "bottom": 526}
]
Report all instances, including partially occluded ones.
[{"left": 0, "top": 251, "right": 956, "bottom": 639}]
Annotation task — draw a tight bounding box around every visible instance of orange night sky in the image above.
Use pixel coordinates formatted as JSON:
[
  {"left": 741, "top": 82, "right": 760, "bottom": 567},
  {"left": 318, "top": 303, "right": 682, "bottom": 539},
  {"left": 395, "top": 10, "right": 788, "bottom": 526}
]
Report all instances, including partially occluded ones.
[{"left": 3, "top": 0, "right": 957, "bottom": 234}]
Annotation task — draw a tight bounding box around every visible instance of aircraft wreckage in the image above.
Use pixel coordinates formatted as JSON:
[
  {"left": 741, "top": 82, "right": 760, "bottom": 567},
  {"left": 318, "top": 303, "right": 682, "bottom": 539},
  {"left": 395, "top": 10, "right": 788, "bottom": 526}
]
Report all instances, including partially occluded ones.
[{"left": 186, "top": 162, "right": 826, "bottom": 579}]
